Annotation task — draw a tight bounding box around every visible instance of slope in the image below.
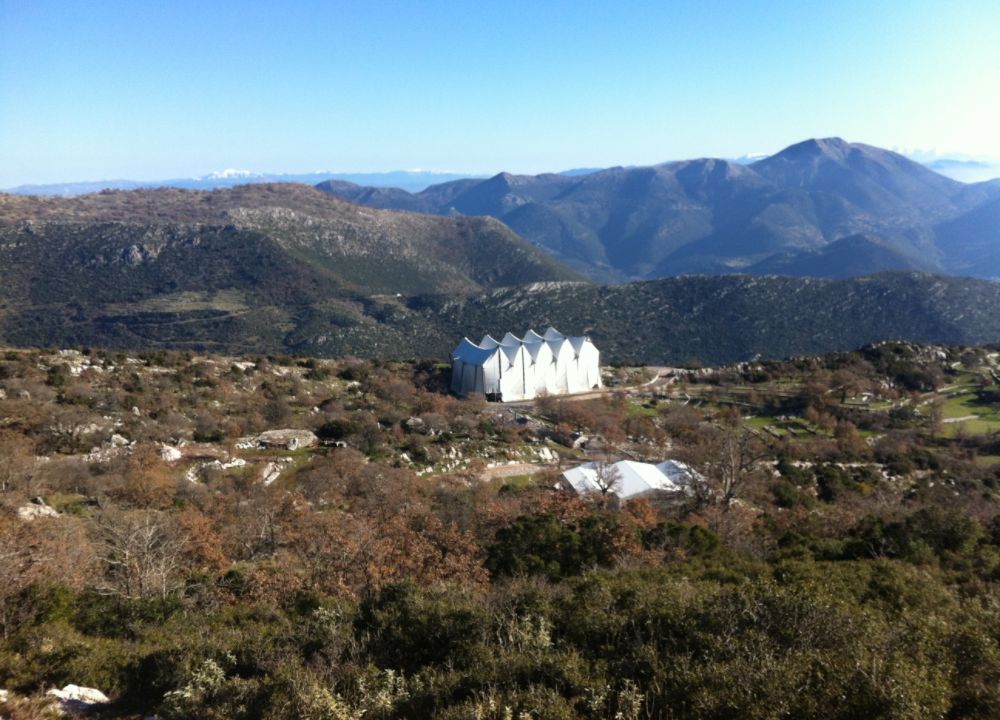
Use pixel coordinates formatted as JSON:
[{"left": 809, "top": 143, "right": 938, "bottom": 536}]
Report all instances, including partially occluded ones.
[{"left": 0, "top": 185, "right": 581, "bottom": 355}]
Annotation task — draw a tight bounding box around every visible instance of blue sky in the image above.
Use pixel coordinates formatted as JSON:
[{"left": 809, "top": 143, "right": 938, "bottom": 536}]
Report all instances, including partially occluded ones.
[{"left": 2, "top": 0, "right": 999, "bottom": 185}]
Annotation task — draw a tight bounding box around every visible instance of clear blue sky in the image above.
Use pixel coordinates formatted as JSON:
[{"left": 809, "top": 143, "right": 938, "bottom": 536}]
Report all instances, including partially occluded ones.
[{"left": 2, "top": 0, "right": 998, "bottom": 186}]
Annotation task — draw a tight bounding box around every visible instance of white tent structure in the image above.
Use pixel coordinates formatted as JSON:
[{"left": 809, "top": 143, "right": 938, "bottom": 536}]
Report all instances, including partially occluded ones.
[
  {"left": 561, "top": 459, "right": 703, "bottom": 502},
  {"left": 450, "top": 327, "right": 601, "bottom": 401}
]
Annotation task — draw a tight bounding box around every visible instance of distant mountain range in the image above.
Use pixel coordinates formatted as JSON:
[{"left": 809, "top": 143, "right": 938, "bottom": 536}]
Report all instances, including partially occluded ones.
[
  {"left": 3, "top": 170, "right": 482, "bottom": 196},
  {"left": 4, "top": 180, "right": 1000, "bottom": 362},
  {"left": 316, "top": 138, "right": 1000, "bottom": 281}
]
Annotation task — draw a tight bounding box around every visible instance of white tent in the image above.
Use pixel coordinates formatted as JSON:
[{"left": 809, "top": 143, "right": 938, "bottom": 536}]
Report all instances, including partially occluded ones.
[
  {"left": 561, "top": 459, "right": 703, "bottom": 501},
  {"left": 450, "top": 327, "right": 601, "bottom": 401}
]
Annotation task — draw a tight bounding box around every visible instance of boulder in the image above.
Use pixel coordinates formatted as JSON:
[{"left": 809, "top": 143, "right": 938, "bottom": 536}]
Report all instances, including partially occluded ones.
[
  {"left": 159, "top": 445, "right": 183, "bottom": 462},
  {"left": 256, "top": 429, "right": 318, "bottom": 451},
  {"left": 536, "top": 446, "right": 558, "bottom": 463},
  {"left": 404, "top": 417, "right": 426, "bottom": 433},
  {"left": 17, "top": 498, "right": 59, "bottom": 521},
  {"left": 261, "top": 458, "right": 294, "bottom": 485},
  {"left": 46, "top": 684, "right": 110, "bottom": 714},
  {"left": 109, "top": 433, "right": 130, "bottom": 447}
]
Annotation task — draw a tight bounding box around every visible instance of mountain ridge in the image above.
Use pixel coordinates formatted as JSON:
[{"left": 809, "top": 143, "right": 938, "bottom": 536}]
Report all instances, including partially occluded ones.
[
  {"left": 317, "top": 138, "right": 1000, "bottom": 282},
  {"left": 0, "top": 183, "right": 580, "bottom": 301}
]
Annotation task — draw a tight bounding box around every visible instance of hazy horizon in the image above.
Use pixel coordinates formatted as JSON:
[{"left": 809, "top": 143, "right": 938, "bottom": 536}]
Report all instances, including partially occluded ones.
[{"left": 2, "top": 0, "right": 999, "bottom": 187}]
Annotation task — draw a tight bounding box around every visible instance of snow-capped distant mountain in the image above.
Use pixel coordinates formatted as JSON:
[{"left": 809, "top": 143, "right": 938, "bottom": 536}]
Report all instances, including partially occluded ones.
[
  {"left": 202, "top": 169, "right": 260, "bottom": 180},
  {"left": 3, "top": 170, "right": 483, "bottom": 196}
]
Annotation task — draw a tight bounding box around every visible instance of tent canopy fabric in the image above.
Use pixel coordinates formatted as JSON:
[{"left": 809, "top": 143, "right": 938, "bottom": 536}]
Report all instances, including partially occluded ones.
[
  {"left": 562, "top": 459, "right": 703, "bottom": 501},
  {"left": 450, "top": 328, "right": 601, "bottom": 401}
]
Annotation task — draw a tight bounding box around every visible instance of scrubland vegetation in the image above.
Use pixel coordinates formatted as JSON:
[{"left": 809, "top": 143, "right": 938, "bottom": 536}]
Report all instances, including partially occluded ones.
[{"left": 3, "top": 341, "right": 1000, "bottom": 718}]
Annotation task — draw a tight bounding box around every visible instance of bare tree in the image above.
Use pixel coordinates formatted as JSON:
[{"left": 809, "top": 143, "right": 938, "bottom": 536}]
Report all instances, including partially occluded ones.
[
  {"left": 683, "top": 410, "right": 769, "bottom": 506},
  {"left": 95, "top": 508, "right": 184, "bottom": 600},
  {"left": 591, "top": 459, "right": 623, "bottom": 497}
]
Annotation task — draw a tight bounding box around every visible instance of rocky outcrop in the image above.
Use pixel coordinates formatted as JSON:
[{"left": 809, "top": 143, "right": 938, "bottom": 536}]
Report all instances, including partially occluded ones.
[
  {"left": 46, "top": 684, "right": 110, "bottom": 714},
  {"left": 245, "top": 429, "right": 318, "bottom": 451},
  {"left": 17, "top": 497, "right": 59, "bottom": 521}
]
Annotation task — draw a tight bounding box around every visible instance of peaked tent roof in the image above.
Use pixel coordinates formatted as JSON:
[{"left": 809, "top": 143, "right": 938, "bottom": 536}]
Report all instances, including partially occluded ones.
[
  {"left": 655, "top": 460, "right": 703, "bottom": 486},
  {"left": 499, "top": 343, "right": 522, "bottom": 364},
  {"left": 452, "top": 337, "right": 498, "bottom": 364},
  {"left": 568, "top": 336, "right": 588, "bottom": 355}
]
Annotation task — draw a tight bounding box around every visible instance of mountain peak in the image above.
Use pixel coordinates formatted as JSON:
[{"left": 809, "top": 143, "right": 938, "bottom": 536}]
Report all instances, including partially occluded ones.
[{"left": 776, "top": 137, "right": 852, "bottom": 160}]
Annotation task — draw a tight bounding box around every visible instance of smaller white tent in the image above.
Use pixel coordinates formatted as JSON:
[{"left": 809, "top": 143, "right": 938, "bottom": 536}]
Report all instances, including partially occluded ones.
[
  {"left": 562, "top": 459, "right": 703, "bottom": 502},
  {"left": 450, "top": 328, "right": 601, "bottom": 401}
]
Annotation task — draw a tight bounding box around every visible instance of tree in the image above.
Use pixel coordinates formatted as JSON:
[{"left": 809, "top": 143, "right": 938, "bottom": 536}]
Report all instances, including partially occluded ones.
[
  {"left": 94, "top": 508, "right": 184, "bottom": 600},
  {"left": 591, "top": 459, "right": 623, "bottom": 498},
  {"left": 685, "top": 409, "right": 769, "bottom": 506},
  {"left": 115, "top": 444, "right": 177, "bottom": 509}
]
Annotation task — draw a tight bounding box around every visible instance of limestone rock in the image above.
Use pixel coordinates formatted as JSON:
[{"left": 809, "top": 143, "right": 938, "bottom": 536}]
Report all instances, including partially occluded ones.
[
  {"left": 159, "top": 445, "right": 183, "bottom": 462},
  {"left": 256, "top": 429, "right": 318, "bottom": 451},
  {"left": 17, "top": 498, "right": 59, "bottom": 521},
  {"left": 46, "top": 684, "right": 110, "bottom": 714}
]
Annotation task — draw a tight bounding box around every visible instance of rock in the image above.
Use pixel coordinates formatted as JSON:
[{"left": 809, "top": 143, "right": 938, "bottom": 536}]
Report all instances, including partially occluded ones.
[
  {"left": 207, "top": 458, "right": 247, "bottom": 471},
  {"left": 404, "top": 417, "right": 426, "bottom": 432},
  {"left": 0, "top": 688, "right": 8, "bottom": 703},
  {"left": 15, "top": 389, "right": 30, "bottom": 400},
  {"left": 109, "top": 433, "right": 130, "bottom": 447},
  {"left": 261, "top": 458, "right": 294, "bottom": 485},
  {"left": 46, "top": 684, "right": 110, "bottom": 713},
  {"left": 159, "top": 445, "right": 183, "bottom": 462},
  {"left": 536, "top": 446, "right": 558, "bottom": 463},
  {"left": 17, "top": 500, "right": 59, "bottom": 521},
  {"left": 256, "top": 429, "right": 318, "bottom": 451},
  {"left": 0, "top": 388, "right": 6, "bottom": 399},
  {"left": 84, "top": 442, "right": 131, "bottom": 463}
]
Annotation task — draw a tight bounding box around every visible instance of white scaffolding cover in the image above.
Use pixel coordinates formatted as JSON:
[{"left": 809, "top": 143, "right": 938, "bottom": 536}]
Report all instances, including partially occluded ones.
[{"left": 450, "top": 327, "right": 601, "bottom": 401}]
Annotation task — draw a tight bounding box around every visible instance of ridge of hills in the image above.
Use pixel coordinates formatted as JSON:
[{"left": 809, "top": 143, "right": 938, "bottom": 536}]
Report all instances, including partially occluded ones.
[
  {"left": 3, "top": 254, "right": 1000, "bottom": 365},
  {"left": 0, "top": 184, "right": 579, "bottom": 301},
  {"left": 5, "top": 181, "right": 1000, "bottom": 365},
  {"left": 317, "top": 138, "right": 1000, "bottom": 282}
]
